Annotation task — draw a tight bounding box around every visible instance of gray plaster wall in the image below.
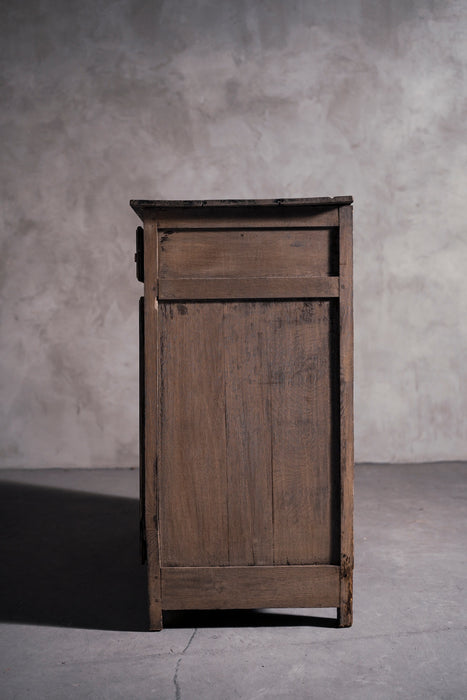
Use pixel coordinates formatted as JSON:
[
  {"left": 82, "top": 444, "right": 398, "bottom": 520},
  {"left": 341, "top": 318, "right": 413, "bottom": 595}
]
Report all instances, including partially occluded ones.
[{"left": 1, "top": 0, "right": 466, "bottom": 468}]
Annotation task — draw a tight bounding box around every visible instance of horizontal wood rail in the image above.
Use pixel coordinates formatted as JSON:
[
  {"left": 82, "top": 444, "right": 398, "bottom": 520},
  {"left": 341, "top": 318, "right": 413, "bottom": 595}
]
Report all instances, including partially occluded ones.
[
  {"left": 158, "top": 276, "right": 339, "bottom": 300},
  {"left": 161, "top": 565, "right": 340, "bottom": 609},
  {"left": 151, "top": 206, "right": 339, "bottom": 229}
]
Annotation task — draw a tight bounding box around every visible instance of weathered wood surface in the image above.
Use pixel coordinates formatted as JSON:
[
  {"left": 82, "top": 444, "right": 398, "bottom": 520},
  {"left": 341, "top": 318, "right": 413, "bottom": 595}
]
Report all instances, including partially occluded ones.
[
  {"left": 223, "top": 303, "right": 273, "bottom": 566},
  {"left": 338, "top": 204, "right": 354, "bottom": 627},
  {"left": 158, "top": 277, "right": 339, "bottom": 300},
  {"left": 159, "top": 300, "right": 339, "bottom": 568},
  {"left": 143, "top": 219, "right": 162, "bottom": 631},
  {"left": 269, "top": 301, "right": 339, "bottom": 565},
  {"left": 161, "top": 566, "right": 340, "bottom": 609},
  {"left": 130, "top": 196, "right": 353, "bottom": 219},
  {"left": 154, "top": 208, "right": 338, "bottom": 229},
  {"left": 159, "top": 229, "right": 337, "bottom": 278},
  {"left": 159, "top": 303, "right": 229, "bottom": 567},
  {"left": 134, "top": 198, "right": 353, "bottom": 629}
]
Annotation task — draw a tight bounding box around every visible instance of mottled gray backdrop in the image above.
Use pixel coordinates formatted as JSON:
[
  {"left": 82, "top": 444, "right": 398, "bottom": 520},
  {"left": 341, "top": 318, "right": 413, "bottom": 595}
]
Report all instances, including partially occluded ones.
[{"left": 1, "top": 0, "right": 466, "bottom": 467}]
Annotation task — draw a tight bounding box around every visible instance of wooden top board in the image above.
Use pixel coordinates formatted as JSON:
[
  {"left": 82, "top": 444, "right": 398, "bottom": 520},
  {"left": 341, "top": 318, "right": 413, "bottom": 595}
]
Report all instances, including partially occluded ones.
[{"left": 130, "top": 196, "right": 353, "bottom": 220}]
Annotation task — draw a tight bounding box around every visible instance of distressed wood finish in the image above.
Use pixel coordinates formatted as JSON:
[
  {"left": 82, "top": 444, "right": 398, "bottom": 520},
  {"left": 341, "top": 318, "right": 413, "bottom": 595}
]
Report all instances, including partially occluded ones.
[
  {"left": 132, "top": 198, "right": 353, "bottom": 630},
  {"left": 131, "top": 198, "right": 352, "bottom": 228},
  {"left": 270, "top": 301, "right": 339, "bottom": 565},
  {"left": 159, "top": 303, "right": 229, "bottom": 567},
  {"left": 159, "top": 300, "right": 338, "bottom": 568},
  {"left": 159, "top": 229, "right": 337, "bottom": 279},
  {"left": 152, "top": 207, "right": 338, "bottom": 229},
  {"left": 142, "top": 219, "right": 162, "bottom": 631},
  {"left": 131, "top": 196, "right": 353, "bottom": 215},
  {"left": 159, "top": 276, "right": 338, "bottom": 300},
  {"left": 338, "top": 204, "right": 354, "bottom": 627},
  {"left": 161, "top": 566, "right": 340, "bottom": 609},
  {"left": 223, "top": 303, "right": 274, "bottom": 566}
]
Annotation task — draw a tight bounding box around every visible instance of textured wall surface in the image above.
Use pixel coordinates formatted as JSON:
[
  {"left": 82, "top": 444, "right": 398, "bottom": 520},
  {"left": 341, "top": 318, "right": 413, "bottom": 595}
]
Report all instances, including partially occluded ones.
[{"left": 1, "top": 0, "right": 466, "bottom": 467}]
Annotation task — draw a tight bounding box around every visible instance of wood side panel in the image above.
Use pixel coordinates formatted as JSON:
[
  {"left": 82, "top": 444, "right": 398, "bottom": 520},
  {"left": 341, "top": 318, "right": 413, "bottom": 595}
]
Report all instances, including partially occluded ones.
[
  {"left": 338, "top": 204, "right": 354, "bottom": 627},
  {"left": 161, "top": 566, "right": 340, "bottom": 609},
  {"left": 135, "top": 199, "right": 353, "bottom": 626},
  {"left": 159, "top": 303, "right": 229, "bottom": 567},
  {"left": 223, "top": 303, "right": 273, "bottom": 566},
  {"left": 271, "top": 301, "right": 338, "bottom": 565},
  {"left": 143, "top": 220, "right": 162, "bottom": 631},
  {"left": 159, "top": 277, "right": 339, "bottom": 300},
  {"left": 154, "top": 206, "right": 339, "bottom": 229},
  {"left": 159, "top": 229, "right": 337, "bottom": 279}
]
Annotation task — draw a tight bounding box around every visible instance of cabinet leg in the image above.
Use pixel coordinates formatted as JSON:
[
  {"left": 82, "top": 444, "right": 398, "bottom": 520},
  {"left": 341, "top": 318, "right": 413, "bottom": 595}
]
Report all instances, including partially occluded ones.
[
  {"left": 337, "top": 603, "right": 352, "bottom": 628},
  {"left": 338, "top": 563, "right": 353, "bottom": 627},
  {"left": 337, "top": 581, "right": 353, "bottom": 627},
  {"left": 146, "top": 553, "right": 162, "bottom": 630},
  {"left": 149, "top": 602, "right": 163, "bottom": 631}
]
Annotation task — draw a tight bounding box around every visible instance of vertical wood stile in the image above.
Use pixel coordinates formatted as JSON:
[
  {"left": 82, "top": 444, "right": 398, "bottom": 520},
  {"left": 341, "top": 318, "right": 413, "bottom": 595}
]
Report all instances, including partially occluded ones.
[
  {"left": 338, "top": 204, "right": 354, "bottom": 627},
  {"left": 143, "top": 218, "right": 162, "bottom": 630}
]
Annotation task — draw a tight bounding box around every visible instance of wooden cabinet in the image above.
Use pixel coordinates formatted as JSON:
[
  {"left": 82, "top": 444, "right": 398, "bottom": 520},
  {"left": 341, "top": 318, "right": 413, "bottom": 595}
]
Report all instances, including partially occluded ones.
[{"left": 131, "top": 198, "right": 354, "bottom": 630}]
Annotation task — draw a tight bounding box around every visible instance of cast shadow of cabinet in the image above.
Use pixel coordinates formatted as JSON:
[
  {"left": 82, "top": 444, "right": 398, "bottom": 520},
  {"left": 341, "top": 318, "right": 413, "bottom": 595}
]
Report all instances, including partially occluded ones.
[
  {"left": 0, "top": 478, "right": 338, "bottom": 631},
  {"left": 0, "top": 479, "right": 148, "bottom": 631}
]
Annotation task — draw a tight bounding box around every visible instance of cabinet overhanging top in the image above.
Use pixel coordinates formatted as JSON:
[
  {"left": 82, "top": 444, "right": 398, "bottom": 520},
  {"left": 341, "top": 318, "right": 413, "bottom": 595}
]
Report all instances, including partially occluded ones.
[{"left": 130, "top": 196, "right": 353, "bottom": 221}]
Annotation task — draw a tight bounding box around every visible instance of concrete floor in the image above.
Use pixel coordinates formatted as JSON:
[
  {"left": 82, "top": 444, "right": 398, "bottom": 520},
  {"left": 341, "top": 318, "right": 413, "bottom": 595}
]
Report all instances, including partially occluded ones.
[{"left": 0, "top": 462, "right": 466, "bottom": 699}]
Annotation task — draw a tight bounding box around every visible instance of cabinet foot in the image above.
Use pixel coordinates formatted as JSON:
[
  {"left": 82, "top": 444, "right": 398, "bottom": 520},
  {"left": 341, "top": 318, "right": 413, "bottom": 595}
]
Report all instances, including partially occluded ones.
[
  {"left": 337, "top": 604, "right": 352, "bottom": 628},
  {"left": 149, "top": 603, "right": 163, "bottom": 631}
]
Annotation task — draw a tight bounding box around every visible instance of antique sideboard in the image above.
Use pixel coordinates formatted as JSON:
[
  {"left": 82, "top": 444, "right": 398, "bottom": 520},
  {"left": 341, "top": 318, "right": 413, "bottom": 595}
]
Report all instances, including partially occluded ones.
[{"left": 131, "top": 197, "right": 354, "bottom": 630}]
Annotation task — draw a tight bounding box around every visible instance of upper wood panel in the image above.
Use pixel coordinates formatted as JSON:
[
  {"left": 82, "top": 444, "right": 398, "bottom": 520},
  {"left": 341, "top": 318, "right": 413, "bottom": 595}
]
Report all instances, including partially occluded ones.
[
  {"left": 160, "top": 229, "right": 337, "bottom": 279},
  {"left": 157, "top": 208, "right": 338, "bottom": 229}
]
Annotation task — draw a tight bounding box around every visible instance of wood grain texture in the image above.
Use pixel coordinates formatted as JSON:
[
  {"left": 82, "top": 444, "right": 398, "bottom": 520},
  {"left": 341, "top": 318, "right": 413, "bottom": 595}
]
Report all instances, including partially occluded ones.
[
  {"left": 134, "top": 198, "right": 353, "bottom": 627},
  {"left": 158, "top": 300, "right": 339, "bottom": 569},
  {"left": 151, "top": 207, "right": 338, "bottom": 229},
  {"left": 159, "top": 303, "right": 229, "bottom": 567},
  {"left": 270, "top": 301, "right": 339, "bottom": 565},
  {"left": 161, "top": 566, "right": 340, "bottom": 609},
  {"left": 159, "top": 277, "right": 339, "bottom": 300},
  {"left": 130, "top": 197, "right": 353, "bottom": 222},
  {"left": 159, "top": 229, "right": 337, "bottom": 279},
  {"left": 143, "top": 219, "right": 162, "bottom": 631},
  {"left": 131, "top": 196, "right": 353, "bottom": 210},
  {"left": 338, "top": 204, "right": 354, "bottom": 627},
  {"left": 223, "top": 303, "right": 273, "bottom": 566}
]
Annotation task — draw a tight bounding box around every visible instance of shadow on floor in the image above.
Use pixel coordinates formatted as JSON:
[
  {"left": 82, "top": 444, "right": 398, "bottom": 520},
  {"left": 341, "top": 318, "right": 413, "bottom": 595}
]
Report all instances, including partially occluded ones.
[
  {"left": 0, "top": 479, "right": 148, "bottom": 631},
  {"left": 0, "top": 478, "right": 338, "bottom": 632},
  {"left": 164, "top": 609, "right": 338, "bottom": 628}
]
